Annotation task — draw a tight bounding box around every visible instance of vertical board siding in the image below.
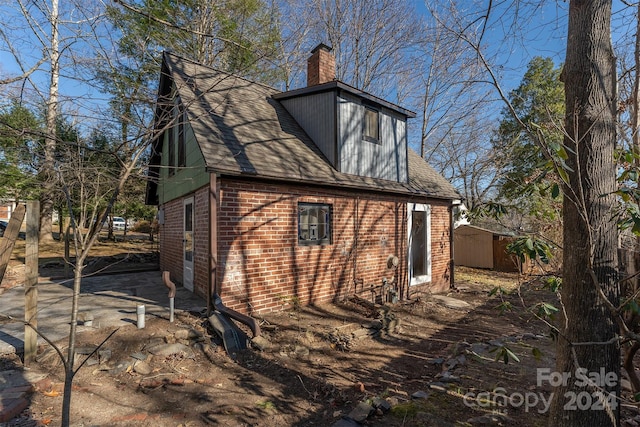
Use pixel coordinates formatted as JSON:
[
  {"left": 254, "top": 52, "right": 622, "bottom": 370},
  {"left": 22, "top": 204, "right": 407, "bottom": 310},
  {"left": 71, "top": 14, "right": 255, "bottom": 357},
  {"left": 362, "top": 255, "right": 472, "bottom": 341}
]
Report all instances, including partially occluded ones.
[
  {"left": 338, "top": 93, "right": 408, "bottom": 182},
  {"left": 280, "top": 92, "right": 336, "bottom": 166},
  {"left": 158, "top": 98, "right": 209, "bottom": 204},
  {"left": 454, "top": 226, "right": 494, "bottom": 269}
]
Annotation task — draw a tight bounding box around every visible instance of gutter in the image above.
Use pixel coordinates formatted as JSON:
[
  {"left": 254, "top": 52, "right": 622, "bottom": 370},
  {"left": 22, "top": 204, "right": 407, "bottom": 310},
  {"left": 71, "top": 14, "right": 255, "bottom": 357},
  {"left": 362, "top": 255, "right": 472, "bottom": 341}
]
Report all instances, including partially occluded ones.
[
  {"left": 450, "top": 199, "right": 462, "bottom": 289},
  {"left": 205, "top": 168, "right": 459, "bottom": 202}
]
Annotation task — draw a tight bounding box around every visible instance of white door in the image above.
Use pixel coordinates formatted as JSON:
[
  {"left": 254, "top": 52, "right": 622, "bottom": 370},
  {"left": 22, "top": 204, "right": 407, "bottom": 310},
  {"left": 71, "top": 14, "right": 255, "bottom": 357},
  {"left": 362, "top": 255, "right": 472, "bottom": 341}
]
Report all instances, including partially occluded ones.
[
  {"left": 408, "top": 203, "right": 431, "bottom": 286},
  {"left": 183, "top": 197, "right": 194, "bottom": 292}
]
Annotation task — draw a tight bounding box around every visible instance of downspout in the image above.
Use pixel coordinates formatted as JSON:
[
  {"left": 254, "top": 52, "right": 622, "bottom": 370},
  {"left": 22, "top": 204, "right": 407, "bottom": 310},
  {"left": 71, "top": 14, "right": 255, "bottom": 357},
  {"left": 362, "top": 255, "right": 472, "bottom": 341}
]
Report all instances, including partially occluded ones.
[
  {"left": 450, "top": 199, "right": 461, "bottom": 289},
  {"left": 353, "top": 196, "right": 360, "bottom": 291},
  {"left": 208, "top": 173, "right": 218, "bottom": 315},
  {"left": 162, "top": 271, "right": 176, "bottom": 322}
]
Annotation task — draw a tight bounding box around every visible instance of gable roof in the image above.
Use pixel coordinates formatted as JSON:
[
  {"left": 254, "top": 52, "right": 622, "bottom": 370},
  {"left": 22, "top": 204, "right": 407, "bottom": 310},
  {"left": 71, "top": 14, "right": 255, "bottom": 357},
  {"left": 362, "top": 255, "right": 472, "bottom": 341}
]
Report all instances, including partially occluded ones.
[{"left": 151, "top": 52, "right": 460, "bottom": 201}]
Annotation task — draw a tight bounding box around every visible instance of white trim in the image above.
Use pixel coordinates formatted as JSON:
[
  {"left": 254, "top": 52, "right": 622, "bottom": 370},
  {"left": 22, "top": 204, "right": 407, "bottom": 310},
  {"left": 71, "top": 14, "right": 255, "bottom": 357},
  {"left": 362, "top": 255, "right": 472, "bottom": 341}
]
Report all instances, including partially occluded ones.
[
  {"left": 183, "top": 197, "right": 194, "bottom": 292},
  {"left": 408, "top": 203, "right": 431, "bottom": 286}
]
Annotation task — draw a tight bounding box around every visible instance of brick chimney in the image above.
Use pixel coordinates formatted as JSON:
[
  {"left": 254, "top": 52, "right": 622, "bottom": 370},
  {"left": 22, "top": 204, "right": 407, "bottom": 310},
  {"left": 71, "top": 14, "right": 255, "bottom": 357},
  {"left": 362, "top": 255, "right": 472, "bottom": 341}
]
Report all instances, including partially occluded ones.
[{"left": 307, "top": 43, "right": 335, "bottom": 86}]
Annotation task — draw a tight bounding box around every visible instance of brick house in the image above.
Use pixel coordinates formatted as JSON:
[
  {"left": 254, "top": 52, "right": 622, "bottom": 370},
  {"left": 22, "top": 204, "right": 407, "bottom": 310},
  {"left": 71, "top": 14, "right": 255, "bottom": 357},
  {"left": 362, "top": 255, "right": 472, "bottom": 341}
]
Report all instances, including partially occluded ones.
[
  {"left": 145, "top": 46, "right": 461, "bottom": 314},
  {"left": 0, "top": 200, "right": 19, "bottom": 221}
]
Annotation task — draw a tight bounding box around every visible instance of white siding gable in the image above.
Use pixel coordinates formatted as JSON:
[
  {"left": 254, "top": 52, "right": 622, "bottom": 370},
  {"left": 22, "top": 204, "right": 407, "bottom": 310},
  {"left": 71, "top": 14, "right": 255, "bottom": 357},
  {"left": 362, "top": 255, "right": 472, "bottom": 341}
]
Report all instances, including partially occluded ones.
[{"left": 338, "top": 92, "right": 408, "bottom": 182}]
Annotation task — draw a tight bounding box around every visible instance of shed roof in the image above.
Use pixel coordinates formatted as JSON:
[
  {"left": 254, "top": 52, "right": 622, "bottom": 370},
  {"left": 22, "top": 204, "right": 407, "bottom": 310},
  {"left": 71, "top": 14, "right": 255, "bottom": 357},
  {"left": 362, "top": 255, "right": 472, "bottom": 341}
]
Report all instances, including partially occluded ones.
[{"left": 152, "top": 52, "right": 460, "bottom": 200}]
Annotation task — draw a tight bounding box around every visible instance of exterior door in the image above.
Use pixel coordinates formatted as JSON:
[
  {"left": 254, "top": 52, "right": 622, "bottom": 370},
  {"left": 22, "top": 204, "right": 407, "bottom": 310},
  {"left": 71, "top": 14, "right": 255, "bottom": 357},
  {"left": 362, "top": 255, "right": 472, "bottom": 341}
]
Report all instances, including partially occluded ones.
[
  {"left": 183, "top": 197, "right": 194, "bottom": 292},
  {"left": 408, "top": 203, "right": 431, "bottom": 286}
]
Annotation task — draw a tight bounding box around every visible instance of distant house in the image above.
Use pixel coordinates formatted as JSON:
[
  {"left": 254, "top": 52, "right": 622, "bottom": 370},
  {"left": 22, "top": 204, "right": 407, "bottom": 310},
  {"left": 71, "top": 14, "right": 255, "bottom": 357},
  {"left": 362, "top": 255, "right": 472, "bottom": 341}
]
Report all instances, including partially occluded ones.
[
  {"left": 0, "top": 200, "right": 18, "bottom": 221},
  {"left": 145, "top": 45, "right": 461, "bottom": 314}
]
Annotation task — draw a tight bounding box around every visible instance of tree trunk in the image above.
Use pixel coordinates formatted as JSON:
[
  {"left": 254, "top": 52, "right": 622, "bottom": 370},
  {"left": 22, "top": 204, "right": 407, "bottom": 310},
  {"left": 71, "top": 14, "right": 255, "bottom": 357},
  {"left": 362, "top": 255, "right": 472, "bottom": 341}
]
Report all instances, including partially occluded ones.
[
  {"left": 61, "top": 257, "right": 83, "bottom": 427},
  {"left": 626, "top": 0, "right": 640, "bottom": 398},
  {"left": 549, "top": 1, "right": 620, "bottom": 426},
  {"left": 40, "top": 0, "right": 59, "bottom": 242}
]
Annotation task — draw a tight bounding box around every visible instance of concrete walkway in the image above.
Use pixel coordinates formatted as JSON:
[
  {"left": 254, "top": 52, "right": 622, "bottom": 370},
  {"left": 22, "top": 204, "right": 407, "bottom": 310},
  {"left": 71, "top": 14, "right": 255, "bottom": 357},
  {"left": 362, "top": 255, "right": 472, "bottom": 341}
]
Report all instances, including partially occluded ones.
[
  {"left": 0, "top": 270, "right": 206, "bottom": 355},
  {"left": 0, "top": 270, "right": 206, "bottom": 423}
]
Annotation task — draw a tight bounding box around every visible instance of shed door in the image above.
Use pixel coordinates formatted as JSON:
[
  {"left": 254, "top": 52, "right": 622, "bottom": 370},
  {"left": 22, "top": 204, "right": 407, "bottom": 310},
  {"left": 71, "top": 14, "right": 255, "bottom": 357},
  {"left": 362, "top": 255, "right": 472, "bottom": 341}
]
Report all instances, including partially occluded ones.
[
  {"left": 408, "top": 203, "right": 431, "bottom": 286},
  {"left": 183, "top": 197, "right": 194, "bottom": 292}
]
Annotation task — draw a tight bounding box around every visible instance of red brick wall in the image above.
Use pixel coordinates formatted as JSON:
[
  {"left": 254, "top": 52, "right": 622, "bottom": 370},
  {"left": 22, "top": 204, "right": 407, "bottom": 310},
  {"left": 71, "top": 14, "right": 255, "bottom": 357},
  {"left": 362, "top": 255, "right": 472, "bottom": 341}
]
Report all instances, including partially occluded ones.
[
  {"left": 158, "top": 186, "right": 210, "bottom": 300},
  {"left": 193, "top": 186, "right": 211, "bottom": 298},
  {"left": 159, "top": 197, "right": 183, "bottom": 285},
  {"left": 159, "top": 179, "right": 453, "bottom": 315},
  {"left": 0, "top": 204, "right": 10, "bottom": 220}
]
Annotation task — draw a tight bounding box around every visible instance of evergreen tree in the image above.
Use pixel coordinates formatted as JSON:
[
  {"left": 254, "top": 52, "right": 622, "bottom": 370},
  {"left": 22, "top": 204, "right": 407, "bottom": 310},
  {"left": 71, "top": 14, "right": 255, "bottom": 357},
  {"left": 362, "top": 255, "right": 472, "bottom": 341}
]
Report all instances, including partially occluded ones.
[
  {"left": 492, "top": 57, "right": 564, "bottom": 230},
  {"left": 106, "top": 0, "right": 282, "bottom": 85},
  {"left": 0, "top": 102, "right": 41, "bottom": 200}
]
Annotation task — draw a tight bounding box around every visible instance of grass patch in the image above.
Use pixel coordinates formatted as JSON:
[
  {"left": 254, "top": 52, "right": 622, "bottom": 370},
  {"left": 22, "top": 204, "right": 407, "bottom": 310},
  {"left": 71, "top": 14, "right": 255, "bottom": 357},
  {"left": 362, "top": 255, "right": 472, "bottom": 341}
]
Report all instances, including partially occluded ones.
[
  {"left": 455, "top": 266, "right": 521, "bottom": 291},
  {"left": 390, "top": 400, "right": 427, "bottom": 419}
]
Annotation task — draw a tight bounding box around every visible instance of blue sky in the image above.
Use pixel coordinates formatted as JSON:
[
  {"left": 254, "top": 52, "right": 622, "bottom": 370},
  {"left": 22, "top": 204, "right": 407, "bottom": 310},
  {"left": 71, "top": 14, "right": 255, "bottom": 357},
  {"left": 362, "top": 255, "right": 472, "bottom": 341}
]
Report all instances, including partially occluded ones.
[
  {"left": 0, "top": 0, "right": 571, "bottom": 134},
  {"left": 0, "top": 1, "right": 569, "bottom": 90},
  {"left": 413, "top": 0, "right": 567, "bottom": 82}
]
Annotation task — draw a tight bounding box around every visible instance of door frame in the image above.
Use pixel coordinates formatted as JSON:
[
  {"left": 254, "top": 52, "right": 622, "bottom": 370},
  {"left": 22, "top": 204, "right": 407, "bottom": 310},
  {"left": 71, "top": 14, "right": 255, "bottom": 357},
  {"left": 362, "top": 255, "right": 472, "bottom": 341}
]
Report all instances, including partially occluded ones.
[
  {"left": 183, "top": 196, "right": 194, "bottom": 292},
  {"left": 408, "top": 202, "right": 431, "bottom": 286}
]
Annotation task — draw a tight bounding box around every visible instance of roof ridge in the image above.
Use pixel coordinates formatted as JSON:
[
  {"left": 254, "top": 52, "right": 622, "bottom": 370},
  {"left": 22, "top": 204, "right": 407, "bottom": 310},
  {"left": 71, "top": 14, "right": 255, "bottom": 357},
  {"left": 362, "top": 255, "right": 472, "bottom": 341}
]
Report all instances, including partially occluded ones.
[{"left": 162, "top": 50, "right": 282, "bottom": 94}]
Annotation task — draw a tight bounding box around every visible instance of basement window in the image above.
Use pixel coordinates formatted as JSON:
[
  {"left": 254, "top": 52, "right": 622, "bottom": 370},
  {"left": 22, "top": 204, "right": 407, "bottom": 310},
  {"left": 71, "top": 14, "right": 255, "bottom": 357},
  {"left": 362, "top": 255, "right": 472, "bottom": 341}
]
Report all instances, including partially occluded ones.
[
  {"left": 298, "top": 203, "right": 331, "bottom": 246},
  {"left": 363, "top": 106, "right": 379, "bottom": 143}
]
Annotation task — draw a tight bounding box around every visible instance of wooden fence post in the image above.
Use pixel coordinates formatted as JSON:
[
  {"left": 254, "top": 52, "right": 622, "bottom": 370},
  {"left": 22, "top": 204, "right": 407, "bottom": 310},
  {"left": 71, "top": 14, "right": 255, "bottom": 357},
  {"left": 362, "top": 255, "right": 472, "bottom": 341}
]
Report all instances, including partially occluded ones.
[
  {"left": 0, "top": 203, "right": 26, "bottom": 283},
  {"left": 24, "top": 200, "right": 39, "bottom": 365}
]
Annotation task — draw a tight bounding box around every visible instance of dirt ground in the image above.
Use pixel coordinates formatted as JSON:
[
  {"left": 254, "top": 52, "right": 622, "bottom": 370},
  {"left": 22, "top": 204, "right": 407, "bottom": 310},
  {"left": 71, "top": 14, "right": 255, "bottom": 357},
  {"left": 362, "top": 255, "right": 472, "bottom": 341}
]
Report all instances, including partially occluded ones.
[
  {"left": 0, "top": 238, "right": 636, "bottom": 426},
  {"left": 1, "top": 232, "right": 159, "bottom": 289}
]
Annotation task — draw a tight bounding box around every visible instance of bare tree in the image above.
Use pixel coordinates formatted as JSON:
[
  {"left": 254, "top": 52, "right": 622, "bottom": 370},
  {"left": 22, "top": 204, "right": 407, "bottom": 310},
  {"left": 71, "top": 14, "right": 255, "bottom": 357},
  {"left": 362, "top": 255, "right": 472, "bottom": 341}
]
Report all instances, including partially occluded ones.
[
  {"left": 57, "top": 139, "right": 148, "bottom": 426},
  {"left": 280, "top": 0, "right": 422, "bottom": 100},
  {"left": 40, "top": 0, "right": 60, "bottom": 242},
  {"left": 408, "top": 14, "right": 502, "bottom": 208},
  {"left": 434, "top": 114, "right": 504, "bottom": 210},
  {"left": 0, "top": 0, "right": 94, "bottom": 241}
]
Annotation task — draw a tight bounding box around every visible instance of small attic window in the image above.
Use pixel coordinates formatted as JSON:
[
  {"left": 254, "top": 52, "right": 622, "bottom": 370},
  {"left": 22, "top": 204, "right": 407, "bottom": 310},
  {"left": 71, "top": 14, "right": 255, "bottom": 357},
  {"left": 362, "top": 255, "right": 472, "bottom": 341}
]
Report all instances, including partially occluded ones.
[{"left": 363, "top": 106, "right": 379, "bottom": 143}]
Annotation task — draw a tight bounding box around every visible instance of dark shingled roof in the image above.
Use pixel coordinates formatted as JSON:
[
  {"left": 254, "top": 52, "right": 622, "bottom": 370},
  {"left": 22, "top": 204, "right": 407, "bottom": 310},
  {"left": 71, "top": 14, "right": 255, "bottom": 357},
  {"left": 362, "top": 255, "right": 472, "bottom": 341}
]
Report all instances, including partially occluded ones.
[{"left": 160, "top": 52, "right": 460, "bottom": 200}]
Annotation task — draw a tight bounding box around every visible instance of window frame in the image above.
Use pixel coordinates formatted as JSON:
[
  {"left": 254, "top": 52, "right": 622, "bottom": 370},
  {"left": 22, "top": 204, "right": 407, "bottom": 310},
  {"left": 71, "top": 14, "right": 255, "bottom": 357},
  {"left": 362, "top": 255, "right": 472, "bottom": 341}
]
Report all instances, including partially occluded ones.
[
  {"left": 363, "top": 105, "right": 380, "bottom": 143},
  {"left": 298, "top": 202, "right": 332, "bottom": 246},
  {"left": 408, "top": 203, "right": 432, "bottom": 286},
  {"left": 167, "top": 107, "right": 176, "bottom": 176}
]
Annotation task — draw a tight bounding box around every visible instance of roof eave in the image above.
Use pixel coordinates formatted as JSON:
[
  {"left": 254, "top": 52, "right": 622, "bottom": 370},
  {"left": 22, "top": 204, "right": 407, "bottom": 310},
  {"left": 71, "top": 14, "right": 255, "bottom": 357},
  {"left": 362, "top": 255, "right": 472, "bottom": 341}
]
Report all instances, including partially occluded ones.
[
  {"left": 205, "top": 167, "right": 457, "bottom": 200},
  {"left": 272, "top": 81, "right": 416, "bottom": 118}
]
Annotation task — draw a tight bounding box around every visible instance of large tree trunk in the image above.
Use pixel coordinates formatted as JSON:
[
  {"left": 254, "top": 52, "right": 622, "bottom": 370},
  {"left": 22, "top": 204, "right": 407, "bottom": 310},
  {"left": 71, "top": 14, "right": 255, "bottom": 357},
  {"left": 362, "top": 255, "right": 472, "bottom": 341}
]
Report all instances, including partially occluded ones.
[{"left": 549, "top": 1, "right": 620, "bottom": 426}]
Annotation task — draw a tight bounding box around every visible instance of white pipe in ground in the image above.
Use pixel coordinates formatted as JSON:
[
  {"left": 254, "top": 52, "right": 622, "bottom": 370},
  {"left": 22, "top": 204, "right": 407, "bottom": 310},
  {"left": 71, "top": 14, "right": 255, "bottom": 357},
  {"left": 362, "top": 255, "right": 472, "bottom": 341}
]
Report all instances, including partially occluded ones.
[{"left": 136, "top": 304, "right": 145, "bottom": 328}]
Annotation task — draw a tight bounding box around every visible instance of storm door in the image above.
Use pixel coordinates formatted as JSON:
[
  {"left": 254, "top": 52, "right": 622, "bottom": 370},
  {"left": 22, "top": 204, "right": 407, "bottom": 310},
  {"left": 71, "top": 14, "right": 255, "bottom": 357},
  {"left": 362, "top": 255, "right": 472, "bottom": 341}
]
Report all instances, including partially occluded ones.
[{"left": 408, "top": 203, "right": 431, "bottom": 286}]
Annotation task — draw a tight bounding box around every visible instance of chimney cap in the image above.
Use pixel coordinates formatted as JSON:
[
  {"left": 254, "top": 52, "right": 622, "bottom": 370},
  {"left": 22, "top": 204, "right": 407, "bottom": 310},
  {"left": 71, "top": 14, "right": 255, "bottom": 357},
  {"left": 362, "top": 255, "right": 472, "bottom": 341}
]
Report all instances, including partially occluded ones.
[{"left": 310, "top": 43, "right": 333, "bottom": 54}]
